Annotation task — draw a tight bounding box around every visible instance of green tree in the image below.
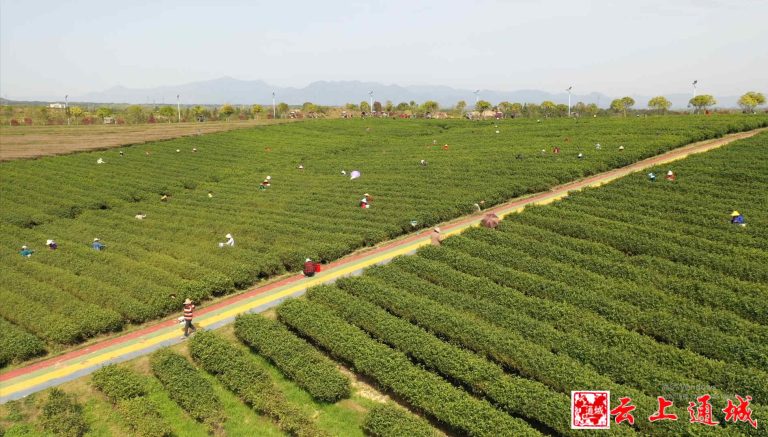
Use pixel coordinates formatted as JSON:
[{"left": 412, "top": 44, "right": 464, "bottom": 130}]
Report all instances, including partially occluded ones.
[
  {"left": 421, "top": 100, "right": 439, "bottom": 114},
  {"left": 69, "top": 106, "right": 84, "bottom": 124},
  {"left": 125, "top": 105, "right": 145, "bottom": 123},
  {"left": 38, "top": 107, "right": 51, "bottom": 124},
  {"left": 220, "top": 104, "right": 235, "bottom": 121},
  {"left": 621, "top": 97, "right": 635, "bottom": 116},
  {"left": 384, "top": 100, "right": 393, "bottom": 113},
  {"left": 158, "top": 106, "right": 176, "bottom": 122},
  {"left": 738, "top": 91, "right": 765, "bottom": 113},
  {"left": 647, "top": 96, "right": 672, "bottom": 114},
  {"left": 555, "top": 104, "right": 569, "bottom": 117},
  {"left": 475, "top": 99, "right": 492, "bottom": 114},
  {"left": 277, "top": 102, "right": 289, "bottom": 117},
  {"left": 610, "top": 97, "right": 635, "bottom": 117},
  {"left": 510, "top": 102, "right": 523, "bottom": 118},
  {"left": 497, "top": 101, "right": 512, "bottom": 117},
  {"left": 585, "top": 103, "right": 599, "bottom": 117},
  {"left": 251, "top": 104, "right": 264, "bottom": 119},
  {"left": 540, "top": 100, "right": 556, "bottom": 117},
  {"left": 455, "top": 100, "right": 467, "bottom": 115},
  {"left": 95, "top": 107, "right": 113, "bottom": 121},
  {"left": 373, "top": 101, "right": 382, "bottom": 113},
  {"left": 345, "top": 103, "right": 358, "bottom": 112},
  {"left": 689, "top": 95, "right": 716, "bottom": 113},
  {"left": 360, "top": 101, "right": 371, "bottom": 114},
  {"left": 395, "top": 102, "right": 410, "bottom": 111}
]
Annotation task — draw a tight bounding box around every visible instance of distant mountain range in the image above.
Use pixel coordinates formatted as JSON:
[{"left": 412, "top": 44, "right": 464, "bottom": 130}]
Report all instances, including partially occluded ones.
[{"left": 13, "top": 77, "right": 746, "bottom": 108}]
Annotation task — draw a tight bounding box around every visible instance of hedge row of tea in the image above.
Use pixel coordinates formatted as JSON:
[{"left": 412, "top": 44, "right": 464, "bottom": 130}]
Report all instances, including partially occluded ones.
[
  {"left": 274, "top": 133, "right": 767, "bottom": 435},
  {"left": 1, "top": 327, "right": 438, "bottom": 437},
  {"left": 2, "top": 115, "right": 767, "bottom": 365}
]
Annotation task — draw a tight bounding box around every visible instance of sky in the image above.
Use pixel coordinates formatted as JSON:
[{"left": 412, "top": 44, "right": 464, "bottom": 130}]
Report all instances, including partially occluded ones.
[{"left": 1, "top": 0, "right": 766, "bottom": 101}]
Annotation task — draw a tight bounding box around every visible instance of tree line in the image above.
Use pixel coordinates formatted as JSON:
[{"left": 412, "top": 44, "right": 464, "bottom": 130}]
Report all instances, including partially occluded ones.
[{"left": 1, "top": 92, "right": 763, "bottom": 126}]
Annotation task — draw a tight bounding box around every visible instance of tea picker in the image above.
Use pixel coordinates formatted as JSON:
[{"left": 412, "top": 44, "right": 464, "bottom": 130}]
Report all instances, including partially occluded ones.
[
  {"left": 430, "top": 227, "right": 444, "bottom": 246},
  {"left": 218, "top": 233, "right": 235, "bottom": 247},
  {"left": 92, "top": 238, "right": 105, "bottom": 251},
  {"left": 730, "top": 211, "right": 746, "bottom": 227},
  {"left": 19, "top": 245, "right": 33, "bottom": 257}
]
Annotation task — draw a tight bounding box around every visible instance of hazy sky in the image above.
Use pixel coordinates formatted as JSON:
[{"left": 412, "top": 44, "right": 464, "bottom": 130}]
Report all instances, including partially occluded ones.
[{"left": 1, "top": 0, "right": 766, "bottom": 100}]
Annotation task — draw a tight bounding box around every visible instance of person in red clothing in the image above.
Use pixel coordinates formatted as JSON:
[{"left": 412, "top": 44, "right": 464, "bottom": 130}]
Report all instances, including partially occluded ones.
[
  {"left": 303, "top": 258, "right": 316, "bottom": 277},
  {"left": 182, "top": 298, "right": 196, "bottom": 338}
]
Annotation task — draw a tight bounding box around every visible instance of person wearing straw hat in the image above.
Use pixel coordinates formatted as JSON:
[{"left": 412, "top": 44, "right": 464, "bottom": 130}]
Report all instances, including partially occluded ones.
[
  {"left": 430, "top": 227, "right": 444, "bottom": 246},
  {"left": 303, "top": 258, "right": 317, "bottom": 277},
  {"left": 91, "top": 238, "right": 105, "bottom": 251},
  {"left": 182, "top": 298, "right": 197, "bottom": 338},
  {"left": 360, "top": 193, "right": 372, "bottom": 209},
  {"left": 218, "top": 233, "right": 235, "bottom": 248},
  {"left": 730, "top": 211, "right": 746, "bottom": 227},
  {"left": 665, "top": 170, "right": 676, "bottom": 181},
  {"left": 46, "top": 239, "right": 58, "bottom": 250},
  {"left": 19, "top": 245, "right": 33, "bottom": 257}
]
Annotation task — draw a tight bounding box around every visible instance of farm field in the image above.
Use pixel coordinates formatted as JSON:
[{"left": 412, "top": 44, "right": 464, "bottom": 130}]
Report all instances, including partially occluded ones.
[
  {"left": 1, "top": 131, "right": 765, "bottom": 436},
  {"left": 1, "top": 115, "right": 767, "bottom": 368},
  {"left": 0, "top": 119, "right": 291, "bottom": 161}
]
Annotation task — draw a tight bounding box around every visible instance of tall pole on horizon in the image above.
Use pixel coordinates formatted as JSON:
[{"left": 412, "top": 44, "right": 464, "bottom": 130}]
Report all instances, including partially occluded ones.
[
  {"left": 272, "top": 91, "right": 276, "bottom": 118},
  {"left": 369, "top": 90, "right": 373, "bottom": 115},
  {"left": 691, "top": 80, "right": 698, "bottom": 114},
  {"left": 566, "top": 86, "right": 572, "bottom": 117},
  {"left": 473, "top": 89, "right": 480, "bottom": 105},
  {"left": 65, "top": 94, "right": 69, "bottom": 125},
  {"left": 176, "top": 94, "right": 181, "bottom": 122}
]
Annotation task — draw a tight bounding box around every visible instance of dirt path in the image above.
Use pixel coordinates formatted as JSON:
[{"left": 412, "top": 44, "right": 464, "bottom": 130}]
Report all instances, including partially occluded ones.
[{"left": 1, "top": 127, "right": 764, "bottom": 403}]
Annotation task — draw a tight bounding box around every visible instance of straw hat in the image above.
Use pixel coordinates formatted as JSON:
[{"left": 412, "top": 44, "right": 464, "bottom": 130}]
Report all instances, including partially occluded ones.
[
  {"left": 305, "top": 258, "right": 311, "bottom": 262},
  {"left": 731, "top": 211, "right": 740, "bottom": 217},
  {"left": 21, "top": 245, "right": 27, "bottom": 249},
  {"left": 184, "top": 298, "right": 192, "bottom": 305},
  {"left": 93, "top": 238, "right": 100, "bottom": 242},
  {"left": 434, "top": 227, "right": 441, "bottom": 233},
  {"left": 364, "top": 193, "right": 370, "bottom": 197},
  {"left": 46, "top": 239, "right": 53, "bottom": 245},
  {"left": 225, "top": 233, "right": 232, "bottom": 239},
  {"left": 266, "top": 176, "right": 271, "bottom": 180},
  {"left": 667, "top": 170, "right": 674, "bottom": 176}
]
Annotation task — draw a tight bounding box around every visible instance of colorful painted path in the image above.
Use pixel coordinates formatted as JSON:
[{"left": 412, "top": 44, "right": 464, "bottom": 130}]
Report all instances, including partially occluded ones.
[{"left": 1, "top": 128, "right": 763, "bottom": 403}]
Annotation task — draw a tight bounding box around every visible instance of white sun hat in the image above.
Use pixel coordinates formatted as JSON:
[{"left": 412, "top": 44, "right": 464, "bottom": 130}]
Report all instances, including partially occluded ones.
[{"left": 225, "top": 233, "right": 232, "bottom": 239}]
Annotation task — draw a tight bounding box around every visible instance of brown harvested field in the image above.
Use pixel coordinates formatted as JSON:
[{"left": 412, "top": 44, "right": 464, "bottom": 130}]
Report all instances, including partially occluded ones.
[{"left": 0, "top": 119, "right": 295, "bottom": 161}]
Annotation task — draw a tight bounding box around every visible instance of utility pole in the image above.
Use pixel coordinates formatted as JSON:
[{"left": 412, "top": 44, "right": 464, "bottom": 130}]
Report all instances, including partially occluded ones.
[
  {"left": 176, "top": 94, "right": 181, "bottom": 122},
  {"left": 272, "top": 91, "right": 276, "bottom": 118},
  {"left": 566, "top": 86, "right": 572, "bottom": 117},
  {"left": 65, "top": 94, "right": 69, "bottom": 125},
  {"left": 369, "top": 90, "right": 373, "bottom": 115}
]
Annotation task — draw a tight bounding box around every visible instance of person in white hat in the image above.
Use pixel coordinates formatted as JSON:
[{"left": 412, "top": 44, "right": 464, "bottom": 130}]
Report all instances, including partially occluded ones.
[
  {"left": 46, "top": 239, "right": 58, "bottom": 250},
  {"left": 260, "top": 176, "right": 271, "bottom": 190},
  {"left": 19, "top": 245, "right": 33, "bottom": 257},
  {"left": 665, "top": 170, "right": 676, "bottom": 181},
  {"left": 182, "top": 298, "right": 197, "bottom": 338},
  {"left": 360, "top": 193, "right": 372, "bottom": 209},
  {"left": 135, "top": 212, "right": 147, "bottom": 220},
  {"left": 219, "top": 233, "right": 235, "bottom": 248},
  {"left": 91, "top": 238, "right": 105, "bottom": 251},
  {"left": 430, "top": 227, "right": 444, "bottom": 246}
]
